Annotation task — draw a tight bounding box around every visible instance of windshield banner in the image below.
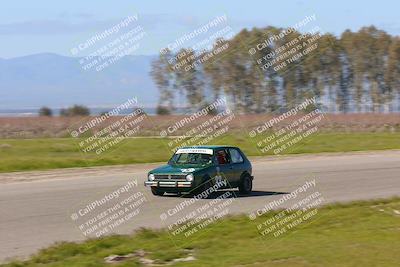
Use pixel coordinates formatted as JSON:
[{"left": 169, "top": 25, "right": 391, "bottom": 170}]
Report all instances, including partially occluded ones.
[{"left": 176, "top": 148, "right": 214, "bottom": 155}]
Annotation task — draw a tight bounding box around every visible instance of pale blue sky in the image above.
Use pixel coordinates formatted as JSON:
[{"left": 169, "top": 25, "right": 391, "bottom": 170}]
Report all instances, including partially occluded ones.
[{"left": 0, "top": 0, "right": 399, "bottom": 58}]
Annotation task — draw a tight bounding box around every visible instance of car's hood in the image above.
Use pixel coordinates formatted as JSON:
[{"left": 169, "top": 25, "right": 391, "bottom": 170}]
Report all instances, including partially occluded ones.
[{"left": 150, "top": 164, "right": 208, "bottom": 174}]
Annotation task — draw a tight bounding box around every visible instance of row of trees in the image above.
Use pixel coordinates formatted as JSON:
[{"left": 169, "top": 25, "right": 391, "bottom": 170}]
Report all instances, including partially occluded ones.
[
  {"left": 39, "top": 105, "right": 90, "bottom": 117},
  {"left": 151, "top": 26, "right": 400, "bottom": 114}
]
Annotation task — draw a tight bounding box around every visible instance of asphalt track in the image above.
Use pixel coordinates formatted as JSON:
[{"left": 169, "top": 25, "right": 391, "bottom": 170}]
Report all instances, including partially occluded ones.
[{"left": 1, "top": 150, "right": 400, "bottom": 262}]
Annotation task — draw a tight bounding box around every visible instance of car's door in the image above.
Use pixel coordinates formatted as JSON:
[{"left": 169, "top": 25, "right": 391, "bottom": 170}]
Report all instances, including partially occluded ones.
[
  {"left": 227, "top": 148, "right": 245, "bottom": 186},
  {"left": 214, "top": 148, "right": 236, "bottom": 187}
]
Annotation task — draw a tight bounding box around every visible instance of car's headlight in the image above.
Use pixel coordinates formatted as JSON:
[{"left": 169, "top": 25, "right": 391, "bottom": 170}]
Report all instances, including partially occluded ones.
[
  {"left": 148, "top": 174, "right": 155, "bottom": 181},
  {"left": 186, "top": 173, "right": 194, "bottom": 182}
]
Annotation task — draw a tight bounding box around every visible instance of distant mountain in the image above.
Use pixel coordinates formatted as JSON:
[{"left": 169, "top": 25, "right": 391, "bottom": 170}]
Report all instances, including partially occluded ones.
[{"left": 0, "top": 53, "right": 159, "bottom": 109}]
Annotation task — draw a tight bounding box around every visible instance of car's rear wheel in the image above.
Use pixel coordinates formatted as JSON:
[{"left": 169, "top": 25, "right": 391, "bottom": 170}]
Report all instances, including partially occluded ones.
[
  {"left": 239, "top": 174, "right": 252, "bottom": 195},
  {"left": 151, "top": 187, "right": 164, "bottom": 196}
]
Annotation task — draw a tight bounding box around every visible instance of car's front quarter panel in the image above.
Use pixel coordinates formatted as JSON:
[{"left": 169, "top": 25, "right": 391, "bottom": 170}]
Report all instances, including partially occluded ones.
[{"left": 192, "top": 165, "right": 217, "bottom": 187}]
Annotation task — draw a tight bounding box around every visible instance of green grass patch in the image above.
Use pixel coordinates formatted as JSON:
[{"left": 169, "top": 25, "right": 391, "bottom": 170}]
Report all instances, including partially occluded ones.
[
  {"left": 2, "top": 198, "right": 400, "bottom": 266},
  {"left": 0, "top": 132, "right": 399, "bottom": 173}
]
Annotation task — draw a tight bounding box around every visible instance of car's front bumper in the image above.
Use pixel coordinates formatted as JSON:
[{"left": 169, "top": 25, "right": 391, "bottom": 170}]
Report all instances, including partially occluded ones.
[{"left": 144, "top": 180, "right": 193, "bottom": 188}]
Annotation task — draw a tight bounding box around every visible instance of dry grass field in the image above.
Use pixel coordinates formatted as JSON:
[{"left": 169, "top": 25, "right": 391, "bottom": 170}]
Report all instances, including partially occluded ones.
[{"left": 0, "top": 114, "right": 399, "bottom": 138}]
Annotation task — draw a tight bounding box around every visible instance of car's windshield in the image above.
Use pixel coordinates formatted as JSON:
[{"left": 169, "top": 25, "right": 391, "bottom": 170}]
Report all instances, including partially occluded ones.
[{"left": 170, "top": 153, "right": 213, "bottom": 165}]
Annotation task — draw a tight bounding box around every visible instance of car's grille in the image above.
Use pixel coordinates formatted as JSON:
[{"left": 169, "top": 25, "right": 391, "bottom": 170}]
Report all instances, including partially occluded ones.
[{"left": 154, "top": 174, "right": 187, "bottom": 180}]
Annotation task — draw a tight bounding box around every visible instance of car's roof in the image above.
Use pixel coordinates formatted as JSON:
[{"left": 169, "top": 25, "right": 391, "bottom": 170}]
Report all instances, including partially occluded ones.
[{"left": 179, "top": 145, "right": 239, "bottom": 150}]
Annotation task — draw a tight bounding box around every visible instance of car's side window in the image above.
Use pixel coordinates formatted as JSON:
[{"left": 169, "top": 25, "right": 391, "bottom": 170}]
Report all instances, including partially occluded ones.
[
  {"left": 216, "top": 149, "right": 230, "bottom": 165},
  {"left": 229, "top": 148, "right": 244, "bottom": 163}
]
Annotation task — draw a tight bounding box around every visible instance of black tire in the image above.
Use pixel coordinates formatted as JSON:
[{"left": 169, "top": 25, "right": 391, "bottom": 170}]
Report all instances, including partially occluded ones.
[
  {"left": 239, "top": 174, "right": 252, "bottom": 195},
  {"left": 151, "top": 187, "right": 164, "bottom": 196}
]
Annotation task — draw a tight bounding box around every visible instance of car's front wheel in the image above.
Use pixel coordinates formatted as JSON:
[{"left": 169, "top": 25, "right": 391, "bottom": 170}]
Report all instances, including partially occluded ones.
[
  {"left": 239, "top": 174, "right": 252, "bottom": 195},
  {"left": 151, "top": 187, "right": 164, "bottom": 196}
]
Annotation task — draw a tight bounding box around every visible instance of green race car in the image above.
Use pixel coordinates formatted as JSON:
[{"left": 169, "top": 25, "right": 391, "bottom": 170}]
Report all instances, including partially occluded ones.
[{"left": 144, "top": 146, "right": 253, "bottom": 196}]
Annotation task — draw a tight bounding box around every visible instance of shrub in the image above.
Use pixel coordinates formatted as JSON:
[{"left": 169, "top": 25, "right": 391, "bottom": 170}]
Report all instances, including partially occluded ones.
[
  {"left": 38, "top": 106, "right": 53, "bottom": 117},
  {"left": 60, "top": 105, "right": 90, "bottom": 116},
  {"left": 156, "top": 105, "right": 171, "bottom": 115}
]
